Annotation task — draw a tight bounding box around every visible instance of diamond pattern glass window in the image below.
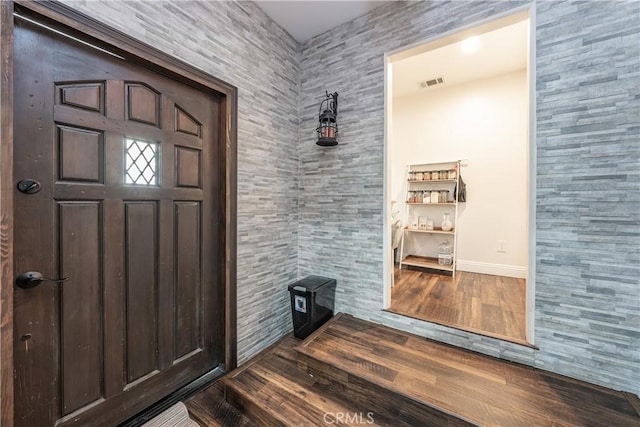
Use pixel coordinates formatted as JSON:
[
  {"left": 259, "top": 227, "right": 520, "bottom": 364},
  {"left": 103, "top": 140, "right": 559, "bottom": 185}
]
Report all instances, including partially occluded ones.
[{"left": 125, "top": 138, "right": 159, "bottom": 185}]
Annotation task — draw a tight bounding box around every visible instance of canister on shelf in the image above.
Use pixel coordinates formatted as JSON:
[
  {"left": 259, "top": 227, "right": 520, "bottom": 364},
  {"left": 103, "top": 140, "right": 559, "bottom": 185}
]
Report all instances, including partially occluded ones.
[
  {"left": 431, "top": 170, "right": 439, "bottom": 180},
  {"left": 418, "top": 216, "right": 427, "bottom": 230},
  {"left": 430, "top": 191, "right": 439, "bottom": 204},
  {"left": 448, "top": 169, "right": 457, "bottom": 179},
  {"left": 416, "top": 191, "right": 423, "bottom": 203},
  {"left": 415, "top": 171, "right": 424, "bottom": 181},
  {"left": 424, "top": 171, "right": 432, "bottom": 180},
  {"left": 409, "top": 213, "right": 418, "bottom": 229},
  {"left": 408, "top": 171, "right": 415, "bottom": 181},
  {"left": 422, "top": 191, "right": 430, "bottom": 203}
]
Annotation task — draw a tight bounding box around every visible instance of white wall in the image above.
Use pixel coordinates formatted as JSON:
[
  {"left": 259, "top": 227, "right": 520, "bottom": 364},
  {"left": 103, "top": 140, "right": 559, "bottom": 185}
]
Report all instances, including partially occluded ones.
[{"left": 392, "top": 70, "right": 528, "bottom": 276}]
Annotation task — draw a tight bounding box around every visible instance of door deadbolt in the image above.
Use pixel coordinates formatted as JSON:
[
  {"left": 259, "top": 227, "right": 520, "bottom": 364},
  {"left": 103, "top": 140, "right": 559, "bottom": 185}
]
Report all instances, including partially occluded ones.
[
  {"left": 15, "top": 271, "right": 68, "bottom": 289},
  {"left": 17, "top": 179, "right": 42, "bottom": 194}
]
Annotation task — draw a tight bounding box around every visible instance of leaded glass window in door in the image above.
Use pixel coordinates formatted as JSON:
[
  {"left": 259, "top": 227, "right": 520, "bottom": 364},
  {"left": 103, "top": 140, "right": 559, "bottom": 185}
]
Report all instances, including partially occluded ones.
[{"left": 125, "top": 138, "right": 159, "bottom": 185}]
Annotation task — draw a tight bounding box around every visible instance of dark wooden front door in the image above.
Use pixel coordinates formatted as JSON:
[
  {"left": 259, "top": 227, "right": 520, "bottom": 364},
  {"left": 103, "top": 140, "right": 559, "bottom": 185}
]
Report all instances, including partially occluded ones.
[{"left": 13, "top": 16, "right": 223, "bottom": 427}]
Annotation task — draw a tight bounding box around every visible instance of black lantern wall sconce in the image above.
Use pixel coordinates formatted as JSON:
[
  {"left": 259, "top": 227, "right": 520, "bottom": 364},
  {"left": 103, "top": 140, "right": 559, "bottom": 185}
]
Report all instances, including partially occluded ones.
[{"left": 316, "top": 91, "right": 339, "bottom": 146}]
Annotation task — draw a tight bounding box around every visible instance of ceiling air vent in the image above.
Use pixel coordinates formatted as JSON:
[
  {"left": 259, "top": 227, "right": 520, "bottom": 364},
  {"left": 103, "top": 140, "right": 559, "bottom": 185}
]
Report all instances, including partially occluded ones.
[{"left": 419, "top": 77, "right": 444, "bottom": 88}]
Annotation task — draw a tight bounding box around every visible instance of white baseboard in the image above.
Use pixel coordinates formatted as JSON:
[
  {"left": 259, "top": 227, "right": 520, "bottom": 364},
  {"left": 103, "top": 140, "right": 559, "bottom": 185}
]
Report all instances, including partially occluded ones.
[{"left": 456, "top": 260, "right": 526, "bottom": 279}]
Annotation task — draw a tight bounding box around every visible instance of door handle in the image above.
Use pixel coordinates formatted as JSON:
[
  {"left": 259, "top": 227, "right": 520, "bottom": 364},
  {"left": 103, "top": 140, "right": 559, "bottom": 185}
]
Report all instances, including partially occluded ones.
[{"left": 15, "top": 271, "right": 69, "bottom": 289}]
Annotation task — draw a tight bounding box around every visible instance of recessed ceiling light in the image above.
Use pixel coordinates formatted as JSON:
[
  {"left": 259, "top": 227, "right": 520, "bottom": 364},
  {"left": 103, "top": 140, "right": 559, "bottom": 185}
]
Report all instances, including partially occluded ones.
[{"left": 460, "top": 36, "right": 481, "bottom": 53}]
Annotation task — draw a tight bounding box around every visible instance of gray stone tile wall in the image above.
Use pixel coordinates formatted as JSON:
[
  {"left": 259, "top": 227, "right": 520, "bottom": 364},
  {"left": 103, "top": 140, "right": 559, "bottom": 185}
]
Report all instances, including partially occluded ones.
[
  {"left": 534, "top": 0, "right": 639, "bottom": 392},
  {"left": 298, "top": 0, "right": 639, "bottom": 394},
  {"left": 57, "top": 0, "right": 640, "bottom": 394},
  {"left": 59, "top": 0, "right": 300, "bottom": 364}
]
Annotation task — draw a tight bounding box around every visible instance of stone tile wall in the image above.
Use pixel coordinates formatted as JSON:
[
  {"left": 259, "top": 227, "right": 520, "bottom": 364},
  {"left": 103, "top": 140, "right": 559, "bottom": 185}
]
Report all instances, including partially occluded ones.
[
  {"left": 298, "top": 0, "right": 639, "bottom": 394},
  {"left": 60, "top": 0, "right": 300, "bottom": 363},
  {"left": 534, "top": 0, "right": 639, "bottom": 391},
  {"left": 58, "top": 0, "right": 640, "bottom": 394}
]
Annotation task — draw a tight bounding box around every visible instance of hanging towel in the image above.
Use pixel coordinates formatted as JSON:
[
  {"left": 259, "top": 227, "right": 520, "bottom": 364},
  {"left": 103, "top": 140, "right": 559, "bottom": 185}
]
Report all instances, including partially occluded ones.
[{"left": 454, "top": 175, "right": 467, "bottom": 203}]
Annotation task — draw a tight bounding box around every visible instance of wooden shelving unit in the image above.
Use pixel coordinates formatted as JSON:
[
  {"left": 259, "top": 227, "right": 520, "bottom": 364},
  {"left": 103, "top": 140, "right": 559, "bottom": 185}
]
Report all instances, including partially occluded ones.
[
  {"left": 400, "top": 255, "right": 455, "bottom": 272},
  {"left": 399, "top": 161, "right": 461, "bottom": 276},
  {"left": 404, "top": 227, "right": 455, "bottom": 235}
]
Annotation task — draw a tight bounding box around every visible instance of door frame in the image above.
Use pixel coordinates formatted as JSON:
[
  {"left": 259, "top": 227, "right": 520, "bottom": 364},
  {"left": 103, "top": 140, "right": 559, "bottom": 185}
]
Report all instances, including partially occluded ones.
[{"left": 0, "top": 2, "right": 238, "bottom": 426}]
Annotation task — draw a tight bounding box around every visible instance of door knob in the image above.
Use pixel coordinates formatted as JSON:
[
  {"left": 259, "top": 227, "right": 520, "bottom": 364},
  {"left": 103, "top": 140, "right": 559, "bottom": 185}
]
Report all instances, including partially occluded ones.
[{"left": 15, "top": 271, "right": 68, "bottom": 289}]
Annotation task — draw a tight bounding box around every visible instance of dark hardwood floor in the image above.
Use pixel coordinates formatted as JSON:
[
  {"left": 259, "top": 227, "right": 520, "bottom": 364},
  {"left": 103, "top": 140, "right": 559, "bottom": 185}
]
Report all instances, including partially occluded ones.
[
  {"left": 185, "top": 382, "right": 255, "bottom": 427},
  {"left": 297, "top": 314, "right": 640, "bottom": 427},
  {"left": 389, "top": 266, "right": 527, "bottom": 344},
  {"left": 185, "top": 314, "right": 639, "bottom": 426}
]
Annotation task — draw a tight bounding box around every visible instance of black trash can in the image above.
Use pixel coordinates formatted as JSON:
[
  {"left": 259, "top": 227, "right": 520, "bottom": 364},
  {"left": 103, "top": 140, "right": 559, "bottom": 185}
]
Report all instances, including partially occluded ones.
[{"left": 288, "top": 276, "right": 336, "bottom": 339}]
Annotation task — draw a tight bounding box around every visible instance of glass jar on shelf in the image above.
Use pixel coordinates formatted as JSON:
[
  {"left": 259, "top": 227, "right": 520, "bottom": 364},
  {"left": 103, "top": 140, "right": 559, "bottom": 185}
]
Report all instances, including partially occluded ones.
[
  {"left": 439, "top": 240, "right": 452, "bottom": 254},
  {"left": 431, "top": 170, "right": 439, "bottom": 180},
  {"left": 415, "top": 171, "right": 424, "bottom": 181},
  {"left": 422, "top": 191, "right": 430, "bottom": 204},
  {"left": 416, "top": 191, "right": 423, "bottom": 203},
  {"left": 441, "top": 212, "right": 453, "bottom": 231},
  {"left": 424, "top": 171, "right": 432, "bottom": 180}
]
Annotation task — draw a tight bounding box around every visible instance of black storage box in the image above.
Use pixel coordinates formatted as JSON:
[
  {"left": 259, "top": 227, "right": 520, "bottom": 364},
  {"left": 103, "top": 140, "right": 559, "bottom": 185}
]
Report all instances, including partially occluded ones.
[{"left": 288, "top": 276, "right": 336, "bottom": 339}]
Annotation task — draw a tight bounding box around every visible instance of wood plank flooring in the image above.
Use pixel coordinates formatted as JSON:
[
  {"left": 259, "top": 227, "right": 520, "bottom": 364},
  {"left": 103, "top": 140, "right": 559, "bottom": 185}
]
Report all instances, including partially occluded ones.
[
  {"left": 297, "top": 314, "right": 640, "bottom": 427},
  {"left": 236, "top": 335, "right": 444, "bottom": 426},
  {"left": 184, "top": 313, "right": 639, "bottom": 426},
  {"left": 184, "top": 382, "right": 255, "bottom": 427},
  {"left": 389, "top": 267, "right": 527, "bottom": 344},
  {"left": 201, "top": 334, "right": 425, "bottom": 426}
]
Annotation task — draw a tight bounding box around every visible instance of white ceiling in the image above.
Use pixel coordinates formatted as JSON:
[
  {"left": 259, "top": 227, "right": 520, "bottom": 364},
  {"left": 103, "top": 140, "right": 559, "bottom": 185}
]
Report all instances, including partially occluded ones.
[
  {"left": 255, "top": 1, "right": 527, "bottom": 95},
  {"left": 393, "top": 20, "right": 528, "bottom": 98},
  {"left": 256, "top": 0, "right": 392, "bottom": 42}
]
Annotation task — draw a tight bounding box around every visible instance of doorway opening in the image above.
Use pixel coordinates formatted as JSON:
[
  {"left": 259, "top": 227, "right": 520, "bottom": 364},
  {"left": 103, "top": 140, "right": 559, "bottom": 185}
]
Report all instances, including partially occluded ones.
[{"left": 383, "top": 8, "right": 535, "bottom": 346}]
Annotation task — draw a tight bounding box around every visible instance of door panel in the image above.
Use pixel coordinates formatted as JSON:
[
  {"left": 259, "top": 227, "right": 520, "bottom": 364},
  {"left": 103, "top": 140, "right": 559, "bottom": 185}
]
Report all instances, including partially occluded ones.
[
  {"left": 57, "top": 81, "right": 105, "bottom": 113},
  {"left": 174, "top": 201, "right": 202, "bottom": 359},
  {"left": 57, "top": 125, "right": 104, "bottom": 183},
  {"left": 59, "top": 202, "right": 103, "bottom": 415},
  {"left": 126, "top": 82, "right": 161, "bottom": 127},
  {"left": 13, "top": 16, "right": 222, "bottom": 427},
  {"left": 125, "top": 201, "right": 158, "bottom": 384},
  {"left": 176, "top": 147, "right": 202, "bottom": 188}
]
